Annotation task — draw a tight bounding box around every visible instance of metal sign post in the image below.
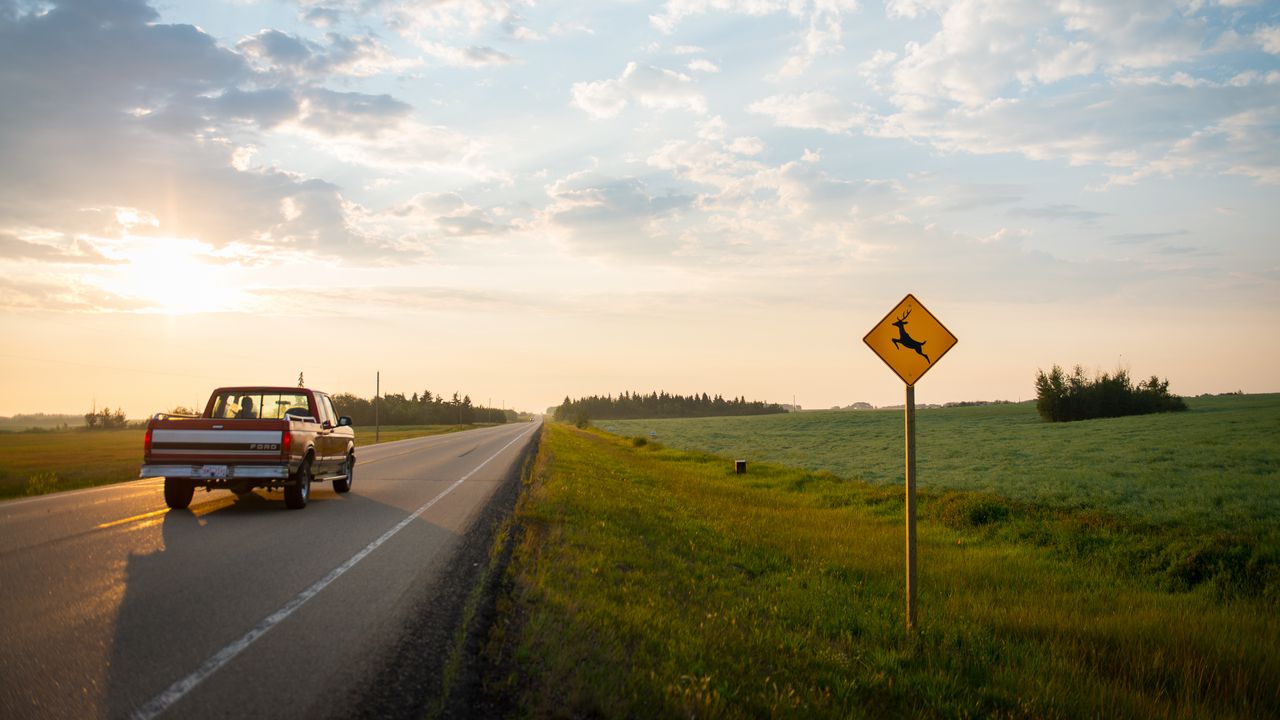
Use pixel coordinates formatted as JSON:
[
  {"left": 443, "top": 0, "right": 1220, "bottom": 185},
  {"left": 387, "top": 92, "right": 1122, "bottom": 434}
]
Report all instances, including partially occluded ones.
[
  {"left": 864, "top": 294, "right": 957, "bottom": 633},
  {"left": 904, "top": 384, "right": 917, "bottom": 629}
]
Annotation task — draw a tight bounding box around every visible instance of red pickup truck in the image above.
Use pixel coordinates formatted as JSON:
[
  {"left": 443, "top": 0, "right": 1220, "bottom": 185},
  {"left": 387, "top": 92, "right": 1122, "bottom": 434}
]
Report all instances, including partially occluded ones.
[{"left": 141, "top": 386, "right": 356, "bottom": 510}]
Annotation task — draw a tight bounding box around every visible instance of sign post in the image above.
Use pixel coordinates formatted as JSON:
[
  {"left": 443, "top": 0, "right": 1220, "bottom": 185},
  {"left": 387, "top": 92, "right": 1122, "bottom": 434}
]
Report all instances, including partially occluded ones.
[{"left": 863, "top": 293, "right": 957, "bottom": 632}]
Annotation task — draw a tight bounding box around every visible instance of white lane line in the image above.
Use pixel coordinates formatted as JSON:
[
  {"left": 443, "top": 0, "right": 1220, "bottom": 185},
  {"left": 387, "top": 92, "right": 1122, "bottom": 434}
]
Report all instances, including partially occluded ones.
[{"left": 131, "top": 424, "right": 538, "bottom": 720}]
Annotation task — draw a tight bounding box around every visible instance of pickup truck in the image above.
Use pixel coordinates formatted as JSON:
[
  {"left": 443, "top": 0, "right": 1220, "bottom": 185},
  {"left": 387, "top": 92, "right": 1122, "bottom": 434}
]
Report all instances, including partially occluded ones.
[{"left": 141, "top": 386, "right": 355, "bottom": 510}]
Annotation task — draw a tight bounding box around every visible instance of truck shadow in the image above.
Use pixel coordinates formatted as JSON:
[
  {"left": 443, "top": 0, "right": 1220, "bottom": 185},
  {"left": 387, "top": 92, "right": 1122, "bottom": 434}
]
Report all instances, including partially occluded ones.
[{"left": 102, "top": 488, "right": 461, "bottom": 719}]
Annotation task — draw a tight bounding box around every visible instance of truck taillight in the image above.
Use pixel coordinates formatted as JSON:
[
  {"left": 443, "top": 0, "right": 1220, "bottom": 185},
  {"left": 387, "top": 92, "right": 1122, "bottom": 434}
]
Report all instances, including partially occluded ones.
[
  {"left": 281, "top": 431, "right": 291, "bottom": 456},
  {"left": 144, "top": 427, "right": 153, "bottom": 455}
]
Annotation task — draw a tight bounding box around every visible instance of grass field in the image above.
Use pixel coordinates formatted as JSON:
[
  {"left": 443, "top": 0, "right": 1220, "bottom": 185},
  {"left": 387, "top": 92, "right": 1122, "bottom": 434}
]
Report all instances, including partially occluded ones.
[
  {"left": 598, "top": 394, "right": 1280, "bottom": 537},
  {"left": 489, "top": 422, "right": 1280, "bottom": 719},
  {"left": 0, "top": 423, "right": 494, "bottom": 500}
]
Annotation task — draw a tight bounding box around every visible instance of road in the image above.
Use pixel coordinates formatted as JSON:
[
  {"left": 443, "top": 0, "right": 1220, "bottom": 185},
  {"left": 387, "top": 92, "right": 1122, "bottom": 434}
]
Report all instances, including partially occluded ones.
[{"left": 0, "top": 420, "right": 541, "bottom": 719}]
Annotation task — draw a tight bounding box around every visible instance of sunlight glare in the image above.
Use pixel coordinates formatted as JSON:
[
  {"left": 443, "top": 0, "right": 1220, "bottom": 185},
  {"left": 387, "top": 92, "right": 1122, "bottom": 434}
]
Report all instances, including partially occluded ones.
[{"left": 104, "top": 237, "right": 242, "bottom": 314}]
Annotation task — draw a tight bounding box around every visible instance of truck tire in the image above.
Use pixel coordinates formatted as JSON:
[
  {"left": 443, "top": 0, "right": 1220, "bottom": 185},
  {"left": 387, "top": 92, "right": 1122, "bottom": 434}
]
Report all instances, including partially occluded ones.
[
  {"left": 285, "top": 456, "right": 312, "bottom": 510},
  {"left": 333, "top": 454, "right": 354, "bottom": 494},
  {"left": 164, "top": 478, "right": 194, "bottom": 509}
]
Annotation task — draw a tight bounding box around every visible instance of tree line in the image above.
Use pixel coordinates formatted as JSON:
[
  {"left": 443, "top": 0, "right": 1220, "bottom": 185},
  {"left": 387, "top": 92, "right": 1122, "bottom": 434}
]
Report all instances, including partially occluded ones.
[
  {"left": 1034, "top": 365, "right": 1187, "bottom": 422},
  {"left": 555, "top": 391, "right": 788, "bottom": 422},
  {"left": 84, "top": 407, "right": 128, "bottom": 430},
  {"left": 331, "top": 390, "right": 511, "bottom": 426}
]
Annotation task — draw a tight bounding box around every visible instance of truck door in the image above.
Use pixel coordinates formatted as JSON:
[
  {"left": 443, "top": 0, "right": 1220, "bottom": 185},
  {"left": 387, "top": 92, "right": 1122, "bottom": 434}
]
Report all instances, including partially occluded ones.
[{"left": 317, "top": 394, "right": 343, "bottom": 472}]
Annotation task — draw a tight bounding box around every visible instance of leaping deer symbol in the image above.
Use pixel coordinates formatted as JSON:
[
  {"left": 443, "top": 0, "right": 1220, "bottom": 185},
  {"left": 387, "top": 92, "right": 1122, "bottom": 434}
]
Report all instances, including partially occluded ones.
[{"left": 891, "top": 308, "right": 930, "bottom": 364}]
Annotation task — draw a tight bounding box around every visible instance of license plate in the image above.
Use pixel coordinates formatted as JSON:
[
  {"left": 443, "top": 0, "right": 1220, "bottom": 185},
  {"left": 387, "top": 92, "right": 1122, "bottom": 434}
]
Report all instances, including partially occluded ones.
[{"left": 195, "top": 465, "right": 229, "bottom": 479}]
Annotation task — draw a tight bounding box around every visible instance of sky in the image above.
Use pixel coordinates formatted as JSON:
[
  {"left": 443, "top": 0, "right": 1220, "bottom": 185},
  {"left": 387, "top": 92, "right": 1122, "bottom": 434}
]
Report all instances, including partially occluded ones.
[{"left": 1, "top": 0, "right": 1278, "bottom": 418}]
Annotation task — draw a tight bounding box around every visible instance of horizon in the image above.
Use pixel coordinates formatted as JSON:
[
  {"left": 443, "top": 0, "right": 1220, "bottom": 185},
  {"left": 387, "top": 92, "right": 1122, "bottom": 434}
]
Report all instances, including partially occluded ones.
[{"left": 2, "top": 1, "right": 1278, "bottom": 417}]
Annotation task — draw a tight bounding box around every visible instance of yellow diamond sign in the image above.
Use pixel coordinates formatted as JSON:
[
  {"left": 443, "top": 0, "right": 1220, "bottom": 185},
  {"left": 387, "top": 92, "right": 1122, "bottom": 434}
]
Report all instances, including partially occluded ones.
[{"left": 864, "top": 294, "right": 957, "bottom": 386}]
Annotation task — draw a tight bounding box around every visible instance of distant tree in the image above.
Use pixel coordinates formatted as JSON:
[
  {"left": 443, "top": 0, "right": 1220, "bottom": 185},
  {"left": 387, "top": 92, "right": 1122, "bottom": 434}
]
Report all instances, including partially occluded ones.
[
  {"left": 84, "top": 407, "right": 127, "bottom": 430},
  {"left": 1035, "top": 365, "right": 1187, "bottom": 422}
]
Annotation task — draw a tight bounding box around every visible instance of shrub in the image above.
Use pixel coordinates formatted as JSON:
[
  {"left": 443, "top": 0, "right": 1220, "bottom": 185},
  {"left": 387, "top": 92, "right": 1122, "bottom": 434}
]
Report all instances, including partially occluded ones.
[
  {"left": 1034, "top": 365, "right": 1187, "bottom": 422},
  {"left": 932, "top": 492, "right": 1013, "bottom": 528}
]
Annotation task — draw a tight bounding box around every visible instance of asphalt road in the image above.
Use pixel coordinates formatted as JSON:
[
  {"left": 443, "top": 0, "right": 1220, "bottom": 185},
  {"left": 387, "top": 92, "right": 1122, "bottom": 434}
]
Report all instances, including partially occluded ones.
[{"left": 0, "top": 420, "right": 541, "bottom": 720}]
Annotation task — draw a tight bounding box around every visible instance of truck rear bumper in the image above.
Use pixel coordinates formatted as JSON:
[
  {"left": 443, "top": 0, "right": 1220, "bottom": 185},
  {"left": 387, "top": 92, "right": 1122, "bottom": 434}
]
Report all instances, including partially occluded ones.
[{"left": 140, "top": 465, "right": 290, "bottom": 480}]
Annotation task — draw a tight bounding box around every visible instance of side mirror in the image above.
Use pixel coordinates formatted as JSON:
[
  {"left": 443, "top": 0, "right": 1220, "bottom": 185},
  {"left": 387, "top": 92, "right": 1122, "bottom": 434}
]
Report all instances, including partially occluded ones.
[{"left": 338, "top": 416, "right": 352, "bottom": 427}]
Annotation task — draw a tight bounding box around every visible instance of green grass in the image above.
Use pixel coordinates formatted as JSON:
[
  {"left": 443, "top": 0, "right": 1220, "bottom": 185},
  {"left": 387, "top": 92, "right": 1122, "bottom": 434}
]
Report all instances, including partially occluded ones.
[
  {"left": 0, "top": 423, "right": 494, "bottom": 500},
  {"left": 598, "top": 395, "right": 1280, "bottom": 535},
  {"left": 492, "top": 423, "right": 1280, "bottom": 719}
]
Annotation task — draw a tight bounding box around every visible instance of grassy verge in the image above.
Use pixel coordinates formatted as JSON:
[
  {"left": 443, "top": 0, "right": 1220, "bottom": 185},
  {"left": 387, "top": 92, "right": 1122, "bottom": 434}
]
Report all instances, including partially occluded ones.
[
  {"left": 492, "top": 423, "right": 1279, "bottom": 718},
  {"left": 0, "top": 423, "right": 499, "bottom": 500}
]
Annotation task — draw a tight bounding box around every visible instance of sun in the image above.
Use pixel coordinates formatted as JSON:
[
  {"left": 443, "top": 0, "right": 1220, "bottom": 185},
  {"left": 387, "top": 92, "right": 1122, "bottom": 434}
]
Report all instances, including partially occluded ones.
[{"left": 103, "top": 237, "right": 243, "bottom": 314}]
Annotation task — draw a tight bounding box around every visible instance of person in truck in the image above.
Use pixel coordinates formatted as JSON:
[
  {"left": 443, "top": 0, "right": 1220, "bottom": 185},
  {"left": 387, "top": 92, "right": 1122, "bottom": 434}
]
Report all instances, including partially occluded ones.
[{"left": 236, "top": 396, "right": 257, "bottom": 419}]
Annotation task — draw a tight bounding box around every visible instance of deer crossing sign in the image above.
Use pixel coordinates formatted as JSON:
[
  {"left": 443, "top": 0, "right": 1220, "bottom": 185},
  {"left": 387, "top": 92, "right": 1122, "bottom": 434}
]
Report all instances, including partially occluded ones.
[{"left": 863, "top": 294, "right": 957, "bottom": 386}]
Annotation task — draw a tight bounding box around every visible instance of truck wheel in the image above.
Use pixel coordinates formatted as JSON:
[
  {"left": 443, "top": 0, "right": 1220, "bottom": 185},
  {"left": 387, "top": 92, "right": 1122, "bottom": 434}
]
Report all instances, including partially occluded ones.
[
  {"left": 333, "top": 454, "right": 354, "bottom": 494},
  {"left": 285, "top": 457, "right": 312, "bottom": 510},
  {"left": 164, "top": 478, "right": 194, "bottom": 509}
]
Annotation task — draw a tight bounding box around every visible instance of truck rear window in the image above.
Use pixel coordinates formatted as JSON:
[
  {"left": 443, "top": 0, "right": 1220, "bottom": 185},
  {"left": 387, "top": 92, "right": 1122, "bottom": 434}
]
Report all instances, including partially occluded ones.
[{"left": 211, "top": 392, "right": 313, "bottom": 420}]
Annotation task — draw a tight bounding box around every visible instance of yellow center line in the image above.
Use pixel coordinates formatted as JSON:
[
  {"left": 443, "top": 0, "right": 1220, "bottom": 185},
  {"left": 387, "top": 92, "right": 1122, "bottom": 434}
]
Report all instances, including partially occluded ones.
[
  {"left": 95, "top": 496, "right": 236, "bottom": 530},
  {"left": 97, "top": 508, "right": 169, "bottom": 529}
]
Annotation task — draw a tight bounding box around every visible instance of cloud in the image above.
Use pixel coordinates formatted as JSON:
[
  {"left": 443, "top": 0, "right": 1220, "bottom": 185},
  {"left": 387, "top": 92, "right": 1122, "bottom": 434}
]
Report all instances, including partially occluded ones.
[
  {"left": 540, "top": 171, "right": 696, "bottom": 258},
  {"left": 420, "top": 41, "right": 518, "bottom": 67},
  {"left": 687, "top": 58, "right": 720, "bottom": 73},
  {"left": 0, "top": 0, "right": 433, "bottom": 264},
  {"left": 860, "top": 0, "right": 1280, "bottom": 187},
  {"left": 651, "top": 0, "right": 858, "bottom": 78},
  {"left": 212, "top": 88, "right": 300, "bottom": 129},
  {"left": 0, "top": 234, "right": 123, "bottom": 265},
  {"left": 378, "top": 192, "right": 514, "bottom": 241},
  {"left": 748, "top": 92, "right": 869, "bottom": 133},
  {"left": 1009, "top": 204, "right": 1108, "bottom": 223},
  {"left": 1105, "top": 107, "right": 1280, "bottom": 186},
  {"left": 1109, "top": 230, "right": 1189, "bottom": 244},
  {"left": 298, "top": 0, "right": 542, "bottom": 52},
  {"left": 571, "top": 62, "right": 707, "bottom": 119},
  {"left": 1254, "top": 25, "right": 1280, "bottom": 54},
  {"left": 249, "top": 284, "right": 524, "bottom": 316},
  {"left": 236, "top": 29, "right": 421, "bottom": 78},
  {"left": 298, "top": 89, "right": 412, "bottom": 137},
  {"left": 0, "top": 276, "right": 149, "bottom": 312}
]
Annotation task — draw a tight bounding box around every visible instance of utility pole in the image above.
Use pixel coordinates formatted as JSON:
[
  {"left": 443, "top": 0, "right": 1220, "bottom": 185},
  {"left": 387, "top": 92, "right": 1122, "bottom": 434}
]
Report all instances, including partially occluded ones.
[{"left": 375, "top": 371, "right": 380, "bottom": 444}]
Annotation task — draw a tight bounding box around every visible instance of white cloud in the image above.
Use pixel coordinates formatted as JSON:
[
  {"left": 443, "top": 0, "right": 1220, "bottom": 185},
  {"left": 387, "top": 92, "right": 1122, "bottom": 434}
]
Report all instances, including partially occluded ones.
[
  {"left": 1108, "top": 107, "right": 1280, "bottom": 186},
  {"left": 688, "top": 58, "right": 720, "bottom": 73},
  {"left": 538, "top": 170, "right": 696, "bottom": 258},
  {"left": 886, "top": 0, "right": 1208, "bottom": 109},
  {"left": 650, "top": 0, "right": 789, "bottom": 34},
  {"left": 570, "top": 62, "right": 707, "bottom": 119},
  {"left": 652, "top": 0, "right": 858, "bottom": 79},
  {"left": 420, "top": 41, "right": 518, "bottom": 67},
  {"left": 857, "top": 0, "right": 1280, "bottom": 187},
  {"left": 1256, "top": 25, "right": 1280, "bottom": 54},
  {"left": 237, "top": 29, "right": 421, "bottom": 79},
  {"left": 379, "top": 192, "right": 514, "bottom": 240},
  {"left": 857, "top": 49, "right": 897, "bottom": 91},
  {"left": 0, "top": 0, "right": 472, "bottom": 270},
  {"left": 748, "top": 92, "right": 869, "bottom": 133},
  {"left": 727, "top": 137, "right": 764, "bottom": 155}
]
